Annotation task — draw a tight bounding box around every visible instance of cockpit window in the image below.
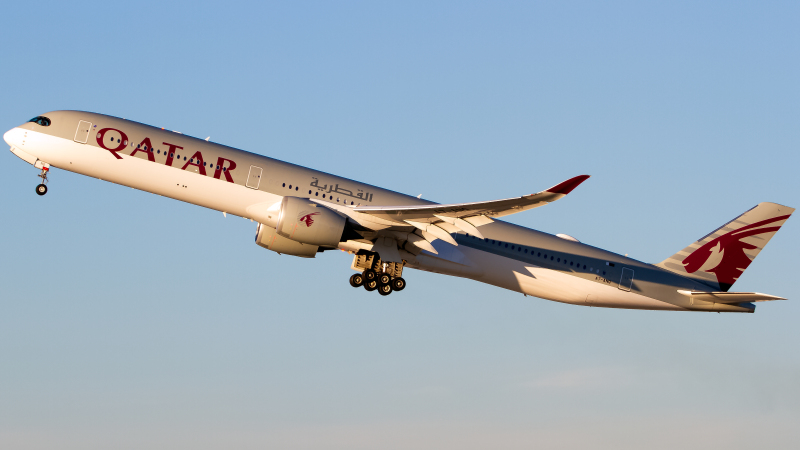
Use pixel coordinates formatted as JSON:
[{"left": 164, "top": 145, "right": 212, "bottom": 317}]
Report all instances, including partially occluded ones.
[{"left": 28, "top": 116, "right": 52, "bottom": 127}]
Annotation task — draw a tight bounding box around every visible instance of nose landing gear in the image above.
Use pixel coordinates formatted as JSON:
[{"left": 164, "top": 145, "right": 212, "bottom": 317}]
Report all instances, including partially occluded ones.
[{"left": 35, "top": 165, "right": 50, "bottom": 196}]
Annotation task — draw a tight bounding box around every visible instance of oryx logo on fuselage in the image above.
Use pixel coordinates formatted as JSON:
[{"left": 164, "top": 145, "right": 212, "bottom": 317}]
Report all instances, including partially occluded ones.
[
  {"left": 682, "top": 215, "right": 789, "bottom": 290},
  {"left": 299, "top": 212, "right": 320, "bottom": 227}
]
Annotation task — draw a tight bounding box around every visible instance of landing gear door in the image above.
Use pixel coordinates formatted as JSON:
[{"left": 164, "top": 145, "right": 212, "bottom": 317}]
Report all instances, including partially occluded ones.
[
  {"left": 74, "top": 120, "right": 92, "bottom": 144},
  {"left": 246, "top": 165, "right": 262, "bottom": 189},
  {"left": 619, "top": 268, "right": 634, "bottom": 291}
]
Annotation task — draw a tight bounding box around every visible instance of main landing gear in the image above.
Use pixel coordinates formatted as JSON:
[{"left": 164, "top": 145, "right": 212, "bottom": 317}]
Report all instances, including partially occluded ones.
[
  {"left": 349, "top": 269, "right": 406, "bottom": 296},
  {"left": 35, "top": 165, "right": 50, "bottom": 196},
  {"left": 348, "top": 250, "right": 407, "bottom": 296}
]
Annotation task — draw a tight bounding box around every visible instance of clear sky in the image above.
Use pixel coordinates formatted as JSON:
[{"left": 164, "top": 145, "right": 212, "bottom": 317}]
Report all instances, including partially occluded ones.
[{"left": 1, "top": 1, "right": 798, "bottom": 449}]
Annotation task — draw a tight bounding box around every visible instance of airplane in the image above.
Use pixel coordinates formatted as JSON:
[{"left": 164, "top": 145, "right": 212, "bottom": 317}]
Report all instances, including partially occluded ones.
[{"left": 4, "top": 111, "right": 794, "bottom": 313}]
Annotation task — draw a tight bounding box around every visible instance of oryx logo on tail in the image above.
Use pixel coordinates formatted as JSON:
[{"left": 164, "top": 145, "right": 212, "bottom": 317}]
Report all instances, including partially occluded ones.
[{"left": 682, "top": 215, "right": 790, "bottom": 290}]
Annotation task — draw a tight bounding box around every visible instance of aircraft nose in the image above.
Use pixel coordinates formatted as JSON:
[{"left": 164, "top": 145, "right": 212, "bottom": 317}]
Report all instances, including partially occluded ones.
[
  {"left": 3, "top": 128, "right": 19, "bottom": 147},
  {"left": 4, "top": 127, "right": 18, "bottom": 147}
]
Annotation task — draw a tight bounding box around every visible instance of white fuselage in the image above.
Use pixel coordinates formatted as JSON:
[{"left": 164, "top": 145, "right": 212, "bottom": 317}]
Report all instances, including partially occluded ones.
[{"left": 5, "top": 113, "right": 751, "bottom": 313}]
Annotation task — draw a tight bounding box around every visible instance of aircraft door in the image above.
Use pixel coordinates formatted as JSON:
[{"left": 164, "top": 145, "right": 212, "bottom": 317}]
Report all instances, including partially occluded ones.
[
  {"left": 246, "top": 165, "right": 262, "bottom": 189},
  {"left": 619, "top": 268, "right": 634, "bottom": 291},
  {"left": 74, "top": 120, "right": 92, "bottom": 144}
]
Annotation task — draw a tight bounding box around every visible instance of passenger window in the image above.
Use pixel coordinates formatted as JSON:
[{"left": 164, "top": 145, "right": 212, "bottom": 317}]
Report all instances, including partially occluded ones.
[{"left": 315, "top": 192, "right": 318, "bottom": 196}]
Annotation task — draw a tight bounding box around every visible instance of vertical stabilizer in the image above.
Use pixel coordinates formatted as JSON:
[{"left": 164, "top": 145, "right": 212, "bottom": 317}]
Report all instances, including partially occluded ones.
[{"left": 656, "top": 202, "right": 794, "bottom": 291}]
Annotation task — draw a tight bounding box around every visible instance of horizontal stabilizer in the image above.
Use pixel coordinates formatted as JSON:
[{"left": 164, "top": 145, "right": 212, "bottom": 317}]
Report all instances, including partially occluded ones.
[{"left": 677, "top": 290, "right": 786, "bottom": 303}]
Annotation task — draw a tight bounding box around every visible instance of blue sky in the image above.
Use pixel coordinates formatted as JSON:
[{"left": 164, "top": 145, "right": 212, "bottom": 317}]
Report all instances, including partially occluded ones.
[{"left": 1, "top": 1, "right": 798, "bottom": 449}]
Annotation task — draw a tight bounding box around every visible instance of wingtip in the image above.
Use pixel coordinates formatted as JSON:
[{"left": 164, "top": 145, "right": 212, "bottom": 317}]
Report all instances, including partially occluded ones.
[{"left": 546, "top": 175, "right": 590, "bottom": 195}]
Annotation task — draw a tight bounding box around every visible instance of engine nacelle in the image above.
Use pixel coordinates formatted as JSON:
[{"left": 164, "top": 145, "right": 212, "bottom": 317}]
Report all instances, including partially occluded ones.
[
  {"left": 274, "top": 196, "right": 347, "bottom": 247},
  {"left": 255, "top": 223, "right": 318, "bottom": 258}
]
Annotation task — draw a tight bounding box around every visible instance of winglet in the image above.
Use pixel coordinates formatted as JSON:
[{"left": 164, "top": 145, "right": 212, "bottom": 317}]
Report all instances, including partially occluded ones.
[{"left": 546, "top": 175, "right": 590, "bottom": 195}]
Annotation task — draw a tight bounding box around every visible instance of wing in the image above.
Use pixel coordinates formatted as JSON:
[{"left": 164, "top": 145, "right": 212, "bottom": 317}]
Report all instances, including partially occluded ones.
[{"left": 353, "top": 175, "right": 589, "bottom": 243}]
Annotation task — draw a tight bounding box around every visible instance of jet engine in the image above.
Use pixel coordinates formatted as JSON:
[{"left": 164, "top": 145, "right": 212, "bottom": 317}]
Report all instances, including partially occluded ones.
[
  {"left": 255, "top": 223, "right": 318, "bottom": 258},
  {"left": 271, "top": 196, "right": 348, "bottom": 247},
  {"left": 253, "top": 196, "right": 354, "bottom": 257}
]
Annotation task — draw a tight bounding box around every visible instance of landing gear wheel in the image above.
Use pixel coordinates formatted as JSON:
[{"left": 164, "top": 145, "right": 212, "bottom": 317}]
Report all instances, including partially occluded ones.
[
  {"left": 364, "top": 279, "right": 378, "bottom": 291},
  {"left": 378, "top": 283, "right": 393, "bottom": 296},
  {"left": 391, "top": 277, "right": 406, "bottom": 292},
  {"left": 35, "top": 184, "right": 48, "bottom": 196},
  {"left": 378, "top": 273, "right": 391, "bottom": 285},
  {"left": 349, "top": 273, "right": 364, "bottom": 287},
  {"left": 363, "top": 269, "right": 377, "bottom": 282}
]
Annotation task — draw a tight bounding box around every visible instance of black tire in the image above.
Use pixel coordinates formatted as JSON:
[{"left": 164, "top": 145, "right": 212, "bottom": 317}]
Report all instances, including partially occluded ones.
[
  {"left": 35, "top": 184, "right": 47, "bottom": 196},
  {"left": 378, "top": 273, "right": 391, "bottom": 285},
  {"left": 378, "top": 283, "right": 393, "bottom": 296},
  {"left": 364, "top": 279, "right": 378, "bottom": 291},
  {"left": 349, "top": 273, "right": 364, "bottom": 287},
  {"left": 392, "top": 277, "right": 406, "bottom": 292},
  {"left": 363, "top": 269, "right": 377, "bottom": 281}
]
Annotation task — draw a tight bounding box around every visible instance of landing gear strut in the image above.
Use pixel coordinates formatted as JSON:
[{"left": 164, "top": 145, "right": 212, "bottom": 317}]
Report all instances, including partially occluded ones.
[
  {"left": 347, "top": 251, "right": 407, "bottom": 296},
  {"left": 35, "top": 166, "right": 49, "bottom": 196}
]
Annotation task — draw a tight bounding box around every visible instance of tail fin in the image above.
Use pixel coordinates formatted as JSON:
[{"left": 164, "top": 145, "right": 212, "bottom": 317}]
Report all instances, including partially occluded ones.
[{"left": 656, "top": 202, "right": 794, "bottom": 291}]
